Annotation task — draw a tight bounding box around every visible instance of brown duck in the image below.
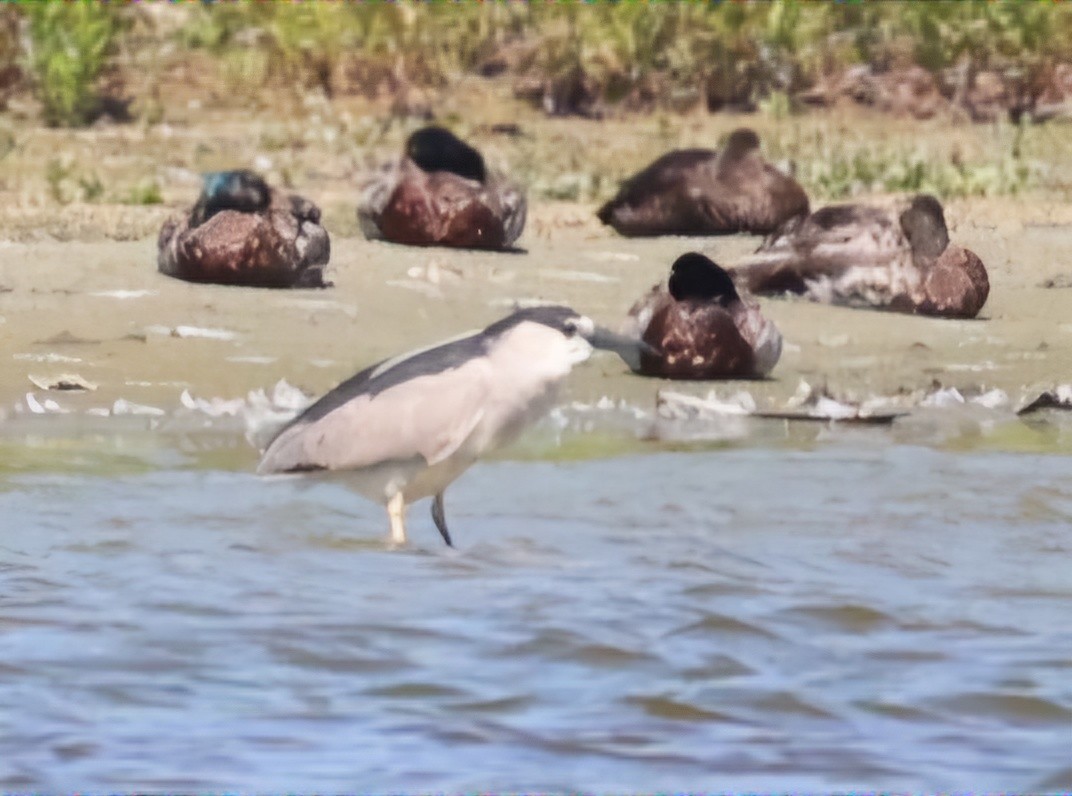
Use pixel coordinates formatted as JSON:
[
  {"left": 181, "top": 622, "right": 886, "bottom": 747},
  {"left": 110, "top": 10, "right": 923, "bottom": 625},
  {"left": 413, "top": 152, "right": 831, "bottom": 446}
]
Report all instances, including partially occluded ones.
[
  {"left": 597, "top": 128, "right": 809, "bottom": 237},
  {"left": 358, "top": 126, "right": 526, "bottom": 250},
  {"left": 158, "top": 170, "right": 330, "bottom": 288},
  {"left": 625, "top": 252, "right": 783, "bottom": 380},
  {"left": 733, "top": 194, "right": 989, "bottom": 319}
]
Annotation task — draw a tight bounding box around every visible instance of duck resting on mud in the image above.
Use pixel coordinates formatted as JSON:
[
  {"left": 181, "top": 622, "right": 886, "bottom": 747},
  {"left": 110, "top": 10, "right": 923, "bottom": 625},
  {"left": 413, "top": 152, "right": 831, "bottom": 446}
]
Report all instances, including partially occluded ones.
[
  {"left": 158, "top": 170, "right": 331, "bottom": 288},
  {"left": 597, "top": 127, "right": 810, "bottom": 237},
  {"left": 732, "top": 194, "right": 989, "bottom": 319},
  {"left": 624, "top": 251, "right": 783, "bottom": 380},
  {"left": 357, "top": 126, "right": 527, "bottom": 250}
]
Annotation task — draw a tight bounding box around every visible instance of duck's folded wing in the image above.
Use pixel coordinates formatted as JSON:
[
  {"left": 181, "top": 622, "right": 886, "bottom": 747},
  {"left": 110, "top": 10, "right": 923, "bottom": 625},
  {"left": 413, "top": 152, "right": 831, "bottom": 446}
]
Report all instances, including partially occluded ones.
[
  {"left": 736, "top": 207, "right": 907, "bottom": 293},
  {"left": 729, "top": 251, "right": 822, "bottom": 295},
  {"left": 493, "top": 177, "right": 527, "bottom": 247},
  {"left": 598, "top": 149, "right": 716, "bottom": 220},
  {"left": 258, "top": 359, "right": 492, "bottom": 474}
]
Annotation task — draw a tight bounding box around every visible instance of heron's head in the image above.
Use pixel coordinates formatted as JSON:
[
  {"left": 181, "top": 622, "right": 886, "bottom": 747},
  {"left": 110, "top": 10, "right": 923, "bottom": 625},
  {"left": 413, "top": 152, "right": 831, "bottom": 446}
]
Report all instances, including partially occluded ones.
[
  {"left": 195, "top": 170, "right": 271, "bottom": 224},
  {"left": 486, "top": 305, "right": 655, "bottom": 372},
  {"left": 900, "top": 194, "right": 950, "bottom": 262},
  {"left": 668, "top": 252, "right": 740, "bottom": 306},
  {"left": 405, "top": 126, "right": 487, "bottom": 183}
]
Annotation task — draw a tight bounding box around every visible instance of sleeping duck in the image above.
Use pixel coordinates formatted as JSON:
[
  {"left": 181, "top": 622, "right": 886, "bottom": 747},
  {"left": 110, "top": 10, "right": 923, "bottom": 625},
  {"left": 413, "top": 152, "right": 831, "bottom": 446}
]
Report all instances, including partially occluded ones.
[
  {"left": 358, "top": 126, "right": 526, "bottom": 250},
  {"left": 733, "top": 194, "right": 989, "bottom": 319},
  {"left": 597, "top": 128, "right": 809, "bottom": 237},
  {"left": 624, "top": 252, "right": 783, "bottom": 380},
  {"left": 158, "top": 170, "right": 330, "bottom": 288}
]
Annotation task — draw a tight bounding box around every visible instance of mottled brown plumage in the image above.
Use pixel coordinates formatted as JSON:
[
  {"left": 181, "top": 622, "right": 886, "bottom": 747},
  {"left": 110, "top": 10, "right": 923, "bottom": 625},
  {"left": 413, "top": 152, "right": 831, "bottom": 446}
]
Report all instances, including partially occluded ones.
[
  {"left": 735, "top": 194, "right": 990, "bottom": 319},
  {"left": 358, "top": 127, "right": 526, "bottom": 250},
  {"left": 917, "top": 245, "right": 990, "bottom": 318},
  {"left": 625, "top": 252, "right": 783, "bottom": 380},
  {"left": 158, "top": 174, "right": 330, "bottom": 288},
  {"left": 597, "top": 128, "right": 809, "bottom": 237}
]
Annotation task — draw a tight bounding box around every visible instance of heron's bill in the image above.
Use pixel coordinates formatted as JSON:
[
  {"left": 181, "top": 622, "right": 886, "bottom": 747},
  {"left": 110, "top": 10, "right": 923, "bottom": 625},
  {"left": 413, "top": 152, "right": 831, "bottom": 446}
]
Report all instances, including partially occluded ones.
[{"left": 587, "top": 326, "right": 659, "bottom": 369}]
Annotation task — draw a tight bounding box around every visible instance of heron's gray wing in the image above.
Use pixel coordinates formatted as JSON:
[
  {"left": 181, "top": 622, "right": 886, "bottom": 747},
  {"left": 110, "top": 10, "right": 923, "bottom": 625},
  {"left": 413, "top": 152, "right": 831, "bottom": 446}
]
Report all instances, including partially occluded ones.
[
  {"left": 257, "top": 357, "right": 492, "bottom": 474},
  {"left": 271, "top": 326, "right": 488, "bottom": 438}
]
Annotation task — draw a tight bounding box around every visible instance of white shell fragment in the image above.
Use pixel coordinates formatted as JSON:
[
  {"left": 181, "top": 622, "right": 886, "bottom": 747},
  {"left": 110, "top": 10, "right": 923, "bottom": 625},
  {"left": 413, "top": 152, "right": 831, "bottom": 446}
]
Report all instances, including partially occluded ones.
[
  {"left": 24, "top": 392, "right": 68, "bottom": 414},
  {"left": 656, "top": 390, "right": 757, "bottom": 419},
  {"left": 111, "top": 399, "right": 166, "bottom": 417},
  {"left": 145, "top": 325, "right": 238, "bottom": 341},
  {"left": 28, "top": 373, "right": 97, "bottom": 392}
]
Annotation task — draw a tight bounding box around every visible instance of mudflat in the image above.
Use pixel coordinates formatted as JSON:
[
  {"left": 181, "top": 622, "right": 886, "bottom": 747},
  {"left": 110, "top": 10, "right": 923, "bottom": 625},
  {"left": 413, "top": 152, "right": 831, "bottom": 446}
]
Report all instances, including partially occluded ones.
[
  {"left": 2, "top": 98, "right": 1072, "bottom": 419},
  {"left": 2, "top": 196, "right": 1072, "bottom": 419}
]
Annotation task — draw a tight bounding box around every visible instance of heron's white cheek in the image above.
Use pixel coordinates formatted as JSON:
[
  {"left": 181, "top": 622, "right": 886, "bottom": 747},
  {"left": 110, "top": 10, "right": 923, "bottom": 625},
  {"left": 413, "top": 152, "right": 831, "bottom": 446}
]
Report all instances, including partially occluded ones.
[{"left": 565, "top": 336, "right": 594, "bottom": 366}]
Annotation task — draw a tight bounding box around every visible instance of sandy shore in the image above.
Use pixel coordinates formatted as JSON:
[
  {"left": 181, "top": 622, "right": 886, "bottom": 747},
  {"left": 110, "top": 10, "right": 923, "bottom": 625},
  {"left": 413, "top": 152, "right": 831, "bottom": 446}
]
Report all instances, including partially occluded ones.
[
  {"left": 2, "top": 93, "right": 1072, "bottom": 428},
  {"left": 2, "top": 194, "right": 1072, "bottom": 426}
]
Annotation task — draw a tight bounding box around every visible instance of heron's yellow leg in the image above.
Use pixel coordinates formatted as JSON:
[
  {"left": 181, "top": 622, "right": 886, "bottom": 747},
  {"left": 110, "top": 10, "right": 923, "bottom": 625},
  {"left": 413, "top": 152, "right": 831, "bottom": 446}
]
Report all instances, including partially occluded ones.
[{"left": 387, "top": 492, "right": 407, "bottom": 546}]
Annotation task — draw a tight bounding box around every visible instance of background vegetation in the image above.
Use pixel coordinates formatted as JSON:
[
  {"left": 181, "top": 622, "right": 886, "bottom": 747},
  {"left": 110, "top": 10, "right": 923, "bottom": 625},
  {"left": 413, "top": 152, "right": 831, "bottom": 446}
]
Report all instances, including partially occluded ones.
[
  {"left": 0, "top": 1, "right": 1070, "bottom": 215},
  {"left": 2, "top": 2, "right": 1071, "bottom": 119}
]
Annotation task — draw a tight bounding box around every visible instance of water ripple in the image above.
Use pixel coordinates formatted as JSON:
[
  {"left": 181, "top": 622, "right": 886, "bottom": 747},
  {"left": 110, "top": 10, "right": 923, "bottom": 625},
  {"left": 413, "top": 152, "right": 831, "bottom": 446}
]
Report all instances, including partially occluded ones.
[{"left": 1, "top": 443, "right": 1070, "bottom": 790}]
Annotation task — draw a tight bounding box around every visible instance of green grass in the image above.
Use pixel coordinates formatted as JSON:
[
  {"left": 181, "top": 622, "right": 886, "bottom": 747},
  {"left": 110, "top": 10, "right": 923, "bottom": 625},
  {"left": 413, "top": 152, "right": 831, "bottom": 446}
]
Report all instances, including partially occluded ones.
[
  {"left": 0, "top": 5, "right": 21, "bottom": 110},
  {"left": 9, "top": 2, "right": 1072, "bottom": 127},
  {"left": 124, "top": 179, "right": 163, "bottom": 206},
  {"left": 164, "top": 2, "right": 1072, "bottom": 113},
  {"left": 24, "top": 3, "right": 122, "bottom": 127},
  {"left": 5, "top": 2, "right": 1072, "bottom": 205},
  {"left": 794, "top": 137, "right": 1040, "bottom": 200}
]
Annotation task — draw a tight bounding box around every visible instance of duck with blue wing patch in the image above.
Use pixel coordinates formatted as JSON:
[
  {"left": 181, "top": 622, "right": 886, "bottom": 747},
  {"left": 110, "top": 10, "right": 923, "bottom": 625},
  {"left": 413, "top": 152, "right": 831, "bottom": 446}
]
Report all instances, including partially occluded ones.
[{"left": 158, "top": 170, "right": 330, "bottom": 288}]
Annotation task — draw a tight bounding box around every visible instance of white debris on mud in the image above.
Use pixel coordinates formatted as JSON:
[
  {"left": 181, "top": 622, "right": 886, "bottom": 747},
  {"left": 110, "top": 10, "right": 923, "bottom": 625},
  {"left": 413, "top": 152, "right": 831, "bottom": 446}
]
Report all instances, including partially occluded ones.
[
  {"left": 178, "top": 379, "right": 314, "bottom": 448},
  {"left": 145, "top": 325, "right": 239, "bottom": 341}
]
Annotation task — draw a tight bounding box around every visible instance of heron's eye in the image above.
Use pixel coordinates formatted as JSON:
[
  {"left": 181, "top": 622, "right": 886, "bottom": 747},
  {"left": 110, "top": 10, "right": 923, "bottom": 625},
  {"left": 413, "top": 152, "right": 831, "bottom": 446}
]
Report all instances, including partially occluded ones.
[{"left": 563, "top": 320, "right": 578, "bottom": 336}]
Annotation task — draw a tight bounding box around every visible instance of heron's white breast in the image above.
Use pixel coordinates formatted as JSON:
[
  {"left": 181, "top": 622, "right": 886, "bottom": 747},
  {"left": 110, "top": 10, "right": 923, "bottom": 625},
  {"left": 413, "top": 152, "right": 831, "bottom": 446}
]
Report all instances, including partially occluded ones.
[{"left": 467, "top": 321, "right": 589, "bottom": 452}]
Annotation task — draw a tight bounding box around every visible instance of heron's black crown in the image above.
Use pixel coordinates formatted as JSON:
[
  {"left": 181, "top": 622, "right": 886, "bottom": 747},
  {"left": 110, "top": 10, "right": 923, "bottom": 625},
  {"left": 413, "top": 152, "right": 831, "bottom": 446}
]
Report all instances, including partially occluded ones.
[
  {"left": 406, "top": 126, "right": 487, "bottom": 183},
  {"left": 668, "top": 252, "right": 740, "bottom": 304},
  {"left": 483, "top": 305, "right": 581, "bottom": 339}
]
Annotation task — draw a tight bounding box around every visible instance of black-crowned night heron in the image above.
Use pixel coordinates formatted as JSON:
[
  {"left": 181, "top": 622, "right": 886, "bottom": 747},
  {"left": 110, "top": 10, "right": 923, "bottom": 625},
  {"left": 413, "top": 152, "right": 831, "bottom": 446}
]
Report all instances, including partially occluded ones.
[{"left": 257, "top": 305, "right": 647, "bottom": 547}]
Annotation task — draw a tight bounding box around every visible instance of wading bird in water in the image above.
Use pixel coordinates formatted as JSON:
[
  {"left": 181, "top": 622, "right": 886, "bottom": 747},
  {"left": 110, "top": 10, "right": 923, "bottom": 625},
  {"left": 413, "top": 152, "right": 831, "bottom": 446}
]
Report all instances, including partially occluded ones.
[{"left": 258, "top": 306, "right": 648, "bottom": 547}]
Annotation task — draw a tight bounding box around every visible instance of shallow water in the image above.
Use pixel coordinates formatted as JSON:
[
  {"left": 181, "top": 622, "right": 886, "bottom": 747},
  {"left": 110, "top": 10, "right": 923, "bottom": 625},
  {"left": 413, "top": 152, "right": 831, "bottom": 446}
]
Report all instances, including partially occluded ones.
[{"left": 1, "top": 420, "right": 1071, "bottom": 792}]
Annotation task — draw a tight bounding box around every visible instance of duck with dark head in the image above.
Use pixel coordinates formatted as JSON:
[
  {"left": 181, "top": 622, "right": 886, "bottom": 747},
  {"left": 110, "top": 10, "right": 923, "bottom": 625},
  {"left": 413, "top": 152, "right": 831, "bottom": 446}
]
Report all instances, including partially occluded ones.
[
  {"left": 189, "top": 170, "right": 271, "bottom": 225},
  {"left": 597, "top": 127, "right": 810, "bottom": 237},
  {"left": 358, "top": 126, "right": 526, "bottom": 250},
  {"left": 158, "top": 170, "right": 330, "bottom": 288},
  {"left": 733, "top": 193, "right": 989, "bottom": 319},
  {"left": 625, "top": 252, "right": 783, "bottom": 380}
]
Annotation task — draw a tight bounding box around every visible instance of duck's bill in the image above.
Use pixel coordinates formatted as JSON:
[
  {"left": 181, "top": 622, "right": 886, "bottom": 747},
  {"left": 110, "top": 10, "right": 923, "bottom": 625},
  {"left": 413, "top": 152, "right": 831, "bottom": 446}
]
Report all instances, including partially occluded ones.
[{"left": 587, "top": 326, "right": 660, "bottom": 367}]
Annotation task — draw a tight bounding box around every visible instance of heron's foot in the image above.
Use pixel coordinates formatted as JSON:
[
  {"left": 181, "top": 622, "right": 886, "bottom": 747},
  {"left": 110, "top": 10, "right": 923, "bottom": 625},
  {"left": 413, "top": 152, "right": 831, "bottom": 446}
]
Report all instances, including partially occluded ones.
[
  {"left": 431, "top": 492, "right": 454, "bottom": 547},
  {"left": 387, "top": 492, "right": 407, "bottom": 546}
]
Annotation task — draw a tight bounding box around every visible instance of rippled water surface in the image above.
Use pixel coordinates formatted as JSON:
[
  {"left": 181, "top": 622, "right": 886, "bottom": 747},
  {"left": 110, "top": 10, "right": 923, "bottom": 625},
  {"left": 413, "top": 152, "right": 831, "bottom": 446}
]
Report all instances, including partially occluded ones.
[{"left": 2, "top": 425, "right": 1071, "bottom": 791}]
